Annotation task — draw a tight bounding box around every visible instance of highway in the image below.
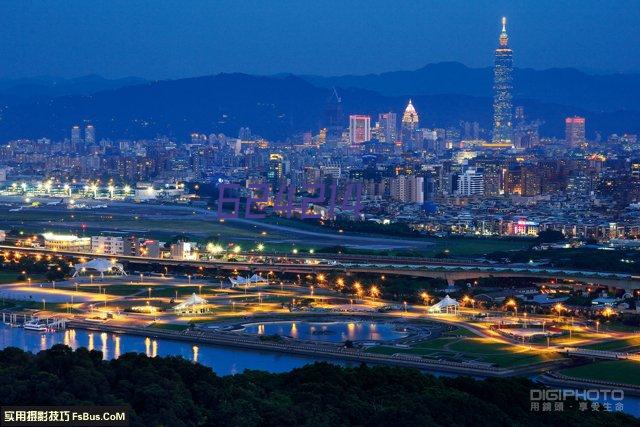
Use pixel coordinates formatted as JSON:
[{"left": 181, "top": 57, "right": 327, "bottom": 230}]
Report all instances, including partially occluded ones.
[{"left": 2, "top": 244, "right": 639, "bottom": 289}]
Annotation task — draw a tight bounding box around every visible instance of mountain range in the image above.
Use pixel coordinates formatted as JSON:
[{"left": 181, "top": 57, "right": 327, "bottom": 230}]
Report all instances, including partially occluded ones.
[{"left": 0, "top": 62, "right": 637, "bottom": 142}]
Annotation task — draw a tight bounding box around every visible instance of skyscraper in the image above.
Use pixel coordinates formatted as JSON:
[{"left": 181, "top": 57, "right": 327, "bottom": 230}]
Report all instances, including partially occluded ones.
[
  {"left": 492, "top": 17, "right": 513, "bottom": 143},
  {"left": 348, "top": 115, "right": 371, "bottom": 145},
  {"left": 378, "top": 112, "right": 397, "bottom": 143},
  {"left": 565, "top": 116, "right": 586, "bottom": 146},
  {"left": 71, "top": 125, "right": 82, "bottom": 150},
  {"left": 268, "top": 153, "right": 284, "bottom": 189},
  {"left": 85, "top": 124, "right": 96, "bottom": 146},
  {"left": 401, "top": 100, "right": 420, "bottom": 149},
  {"left": 324, "top": 88, "right": 343, "bottom": 144}
]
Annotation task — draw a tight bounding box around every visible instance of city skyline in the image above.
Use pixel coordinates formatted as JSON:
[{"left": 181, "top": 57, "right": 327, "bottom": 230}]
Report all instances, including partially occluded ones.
[{"left": 0, "top": 1, "right": 638, "bottom": 80}]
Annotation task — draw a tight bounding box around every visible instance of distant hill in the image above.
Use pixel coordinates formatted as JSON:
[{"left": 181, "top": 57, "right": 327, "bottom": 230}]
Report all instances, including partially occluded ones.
[
  {"left": 0, "top": 75, "right": 147, "bottom": 105},
  {"left": 0, "top": 68, "right": 637, "bottom": 141},
  {"left": 301, "top": 62, "right": 640, "bottom": 113}
]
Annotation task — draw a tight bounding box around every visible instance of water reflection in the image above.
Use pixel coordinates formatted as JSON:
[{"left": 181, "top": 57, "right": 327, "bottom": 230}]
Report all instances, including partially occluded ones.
[
  {"left": 0, "top": 325, "right": 336, "bottom": 376},
  {"left": 100, "top": 333, "right": 108, "bottom": 359},
  {"left": 243, "top": 321, "right": 406, "bottom": 343},
  {"left": 152, "top": 340, "right": 158, "bottom": 358},
  {"left": 114, "top": 335, "right": 121, "bottom": 358}
]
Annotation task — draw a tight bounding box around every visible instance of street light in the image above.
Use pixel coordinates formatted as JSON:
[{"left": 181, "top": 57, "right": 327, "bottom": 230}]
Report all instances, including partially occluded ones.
[
  {"left": 506, "top": 299, "right": 518, "bottom": 317},
  {"left": 420, "top": 292, "right": 430, "bottom": 305},
  {"left": 554, "top": 303, "right": 565, "bottom": 319}
]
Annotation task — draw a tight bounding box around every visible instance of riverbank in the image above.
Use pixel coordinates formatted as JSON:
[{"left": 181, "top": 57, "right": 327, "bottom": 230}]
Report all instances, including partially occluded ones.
[{"left": 68, "top": 319, "right": 569, "bottom": 377}]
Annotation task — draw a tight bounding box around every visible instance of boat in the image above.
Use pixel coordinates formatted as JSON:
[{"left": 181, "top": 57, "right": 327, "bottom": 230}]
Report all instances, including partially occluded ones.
[{"left": 23, "top": 319, "right": 48, "bottom": 332}]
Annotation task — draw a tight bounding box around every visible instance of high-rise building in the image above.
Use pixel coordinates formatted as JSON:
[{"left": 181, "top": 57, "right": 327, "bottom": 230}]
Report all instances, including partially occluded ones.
[
  {"left": 401, "top": 100, "right": 420, "bottom": 148},
  {"left": 349, "top": 115, "right": 371, "bottom": 144},
  {"left": 85, "top": 125, "right": 95, "bottom": 146},
  {"left": 71, "top": 125, "right": 82, "bottom": 149},
  {"left": 492, "top": 17, "right": 514, "bottom": 143},
  {"left": 324, "top": 88, "right": 343, "bottom": 144},
  {"left": 457, "top": 168, "right": 484, "bottom": 196},
  {"left": 378, "top": 112, "right": 397, "bottom": 143},
  {"left": 268, "top": 153, "right": 284, "bottom": 189},
  {"left": 390, "top": 175, "right": 424, "bottom": 203},
  {"left": 565, "top": 116, "right": 586, "bottom": 146}
]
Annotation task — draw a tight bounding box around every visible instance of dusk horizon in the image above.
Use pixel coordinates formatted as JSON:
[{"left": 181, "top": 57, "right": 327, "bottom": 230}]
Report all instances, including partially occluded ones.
[{"left": 0, "top": 2, "right": 639, "bottom": 426}]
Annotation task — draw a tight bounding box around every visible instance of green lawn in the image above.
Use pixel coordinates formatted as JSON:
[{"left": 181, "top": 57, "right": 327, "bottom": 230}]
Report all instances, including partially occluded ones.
[
  {"left": 368, "top": 336, "right": 561, "bottom": 368},
  {"left": 0, "top": 299, "right": 68, "bottom": 312},
  {"left": 148, "top": 322, "right": 189, "bottom": 331},
  {"left": 583, "top": 336, "right": 640, "bottom": 351},
  {"left": 79, "top": 284, "right": 151, "bottom": 296},
  {"left": 0, "top": 272, "right": 47, "bottom": 284},
  {"left": 561, "top": 360, "right": 640, "bottom": 386}
]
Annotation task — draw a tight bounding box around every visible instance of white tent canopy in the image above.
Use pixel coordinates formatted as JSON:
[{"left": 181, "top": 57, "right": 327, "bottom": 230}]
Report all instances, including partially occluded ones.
[
  {"left": 174, "top": 293, "right": 208, "bottom": 311},
  {"left": 229, "top": 274, "right": 267, "bottom": 287},
  {"left": 72, "top": 258, "right": 127, "bottom": 277},
  {"left": 428, "top": 295, "right": 460, "bottom": 314}
]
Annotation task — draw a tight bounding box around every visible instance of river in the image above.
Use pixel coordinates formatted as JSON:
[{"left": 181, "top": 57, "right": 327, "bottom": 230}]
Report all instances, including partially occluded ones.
[{"left": 0, "top": 324, "right": 638, "bottom": 417}]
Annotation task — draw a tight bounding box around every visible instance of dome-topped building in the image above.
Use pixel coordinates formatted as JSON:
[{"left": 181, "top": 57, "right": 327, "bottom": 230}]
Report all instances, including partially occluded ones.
[
  {"left": 401, "top": 99, "right": 420, "bottom": 151},
  {"left": 402, "top": 99, "right": 420, "bottom": 125}
]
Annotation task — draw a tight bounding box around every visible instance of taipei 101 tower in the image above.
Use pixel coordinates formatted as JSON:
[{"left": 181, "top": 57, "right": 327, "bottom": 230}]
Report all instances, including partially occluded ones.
[{"left": 492, "top": 17, "right": 513, "bottom": 144}]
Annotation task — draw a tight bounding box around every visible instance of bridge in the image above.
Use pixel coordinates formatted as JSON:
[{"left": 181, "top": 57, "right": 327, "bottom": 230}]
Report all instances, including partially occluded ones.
[{"left": 1, "top": 245, "right": 638, "bottom": 290}]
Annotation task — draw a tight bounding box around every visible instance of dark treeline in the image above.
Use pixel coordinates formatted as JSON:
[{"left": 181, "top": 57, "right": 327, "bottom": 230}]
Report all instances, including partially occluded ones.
[{"left": 0, "top": 345, "right": 634, "bottom": 426}]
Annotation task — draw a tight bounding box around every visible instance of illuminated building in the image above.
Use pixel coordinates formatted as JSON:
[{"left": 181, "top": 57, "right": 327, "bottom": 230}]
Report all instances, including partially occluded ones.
[
  {"left": 71, "top": 125, "right": 82, "bottom": 150},
  {"left": 565, "top": 116, "right": 586, "bottom": 146},
  {"left": 348, "top": 115, "right": 371, "bottom": 144},
  {"left": 85, "top": 124, "right": 96, "bottom": 145},
  {"left": 378, "top": 112, "right": 397, "bottom": 143},
  {"left": 91, "top": 236, "right": 124, "bottom": 255},
  {"left": 268, "top": 153, "right": 284, "bottom": 189},
  {"left": 401, "top": 100, "right": 420, "bottom": 149},
  {"left": 492, "top": 17, "right": 513, "bottom": 144},
  {"left": 456, "top": 168, "right": 484, "bottom": 196},
  {"left": 42, "top": 232, "right": 91, "bottom": 252},
  {"left": 390, "top": 175, "right": 424, "bottom": 203},
  {"left": 508, "top": 219, "right": 539, "bottom": 236}
]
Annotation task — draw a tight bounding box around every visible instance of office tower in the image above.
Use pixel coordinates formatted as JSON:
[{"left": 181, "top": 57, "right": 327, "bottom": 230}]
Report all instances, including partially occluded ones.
[
  {"left": 268, "top": 153, "right": 284, "bottom": 189},
  {"left": 238, "top": 127, "right": 252, "bottom": 141},
  {"left": 565, "top": 116, "right": 586, "bottom": 146},
  {"left": 457, "top": 169, "right": 484, "bottom": 196},
  {"left": 324, "top": 88, "right": 343, "bottom": 144},
  {"left": 492, "top": 17, "right": 514, "bottom": 143},
  {"left": 85, "top": 125, "right": 95, "bottom": 146},
  {"left": 378, "top": 112, "right": 397, "bottom": 143},
  {"left": 71, "top": 125, "right": 82, "bottom": 150},
  {"left": 349, "top": 115, "right": 371, "bottom": 144},
  {"left": 401, "top": 100, "right": 420, "bottom": 148}
]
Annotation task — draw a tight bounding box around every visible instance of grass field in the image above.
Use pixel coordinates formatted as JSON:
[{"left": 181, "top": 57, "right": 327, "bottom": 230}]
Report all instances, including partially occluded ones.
[
  {"left": 367, "top": 336, "right": 561, "bottom": 368},
  {"left": 0, "top": 272, "right": 47, "bottom": 284},
  {"left": 1, "top": 207, "right": 533, "bottom": 257},
  {"left": 583, "top": 336, "right": 640, "bottom": 351},
  {"left": 148, "top": 322, "right": 189, "bottom": 331},
  {"left": 561, "top": 360, "right": 640, "bottom": 386}
]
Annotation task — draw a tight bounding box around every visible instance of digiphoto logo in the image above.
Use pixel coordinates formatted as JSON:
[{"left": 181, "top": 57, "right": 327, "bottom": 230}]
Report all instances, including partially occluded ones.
[
  {"left": 529, "top": 389, "right": 625, "bottom": 413},
  {"left": 217, "top": 179, "right": 362, "bottom": 219}
]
